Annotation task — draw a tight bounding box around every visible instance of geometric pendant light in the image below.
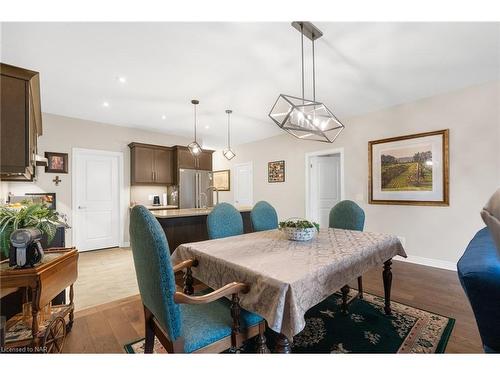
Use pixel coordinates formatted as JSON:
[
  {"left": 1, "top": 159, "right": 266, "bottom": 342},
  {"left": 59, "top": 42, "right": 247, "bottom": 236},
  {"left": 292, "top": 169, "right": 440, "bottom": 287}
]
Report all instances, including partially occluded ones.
[
  {"left": 269, "top": 22, "right": 345, "bottom": 143},
  {"left": 222, "top": 109, "right": 236, "bottom": 160},
  {"left": 187, "top": 99, "right": 202, "bottom": 157}
]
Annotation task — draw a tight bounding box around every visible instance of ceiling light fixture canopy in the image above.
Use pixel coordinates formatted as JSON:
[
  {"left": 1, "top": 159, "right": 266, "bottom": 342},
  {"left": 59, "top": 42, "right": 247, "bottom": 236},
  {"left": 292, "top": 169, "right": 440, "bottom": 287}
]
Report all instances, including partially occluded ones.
[
  {"left": 223, "top": 109, "right": 236, "bottom": 160},
  {"left": 188, "top": 99, "right": 202, "bottom": 157},
  {"left": 269, "top": 22, "right": 345, "bottom": 143}
]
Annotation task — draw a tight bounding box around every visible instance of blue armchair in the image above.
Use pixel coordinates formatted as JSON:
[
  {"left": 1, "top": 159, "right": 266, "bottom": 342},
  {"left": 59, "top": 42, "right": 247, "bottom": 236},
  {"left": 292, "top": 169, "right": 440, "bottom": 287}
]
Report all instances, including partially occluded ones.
[
  {"left": 457, "top": 227, "right": 500, "bottom": 353},
  {"left": 251, "top": 201, "right": 279, "bottom": 232},
  {"left": 129, "top": 205, "right": 268, "bottom": 353},
  {"left": 207, "top": 203, "right": 243, "bottom": 240},
  {"left": 329, "top": 200, "right": 366, "bottom": 312}
]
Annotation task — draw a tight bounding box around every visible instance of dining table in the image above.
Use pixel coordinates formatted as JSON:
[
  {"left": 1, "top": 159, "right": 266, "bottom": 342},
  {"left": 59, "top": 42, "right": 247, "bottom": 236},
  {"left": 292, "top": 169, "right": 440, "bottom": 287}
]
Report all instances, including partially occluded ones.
[{"left": 171, "top": 228, "right": 407, "bottom": 353}]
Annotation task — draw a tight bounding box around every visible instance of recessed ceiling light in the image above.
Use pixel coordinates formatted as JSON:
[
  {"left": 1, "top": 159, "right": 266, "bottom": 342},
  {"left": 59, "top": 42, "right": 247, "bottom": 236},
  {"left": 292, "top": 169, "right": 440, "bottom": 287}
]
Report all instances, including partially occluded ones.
[
  {"left": 204, "top": 125, "right": 210, "bottom": 129},
  {"left": 117, "top": 76, "right": 127, "bottom": 84},
  {"left": 161, "top": 115, "right": 166, "bottom": 120},
  {"left": 102, "top": 101, "right": 110, "bottom": 107}
]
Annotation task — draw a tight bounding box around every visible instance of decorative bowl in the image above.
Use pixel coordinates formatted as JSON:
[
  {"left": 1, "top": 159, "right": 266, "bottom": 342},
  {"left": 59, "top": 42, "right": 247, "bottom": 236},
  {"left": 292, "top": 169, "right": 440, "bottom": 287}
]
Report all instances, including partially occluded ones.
[{"left": 281, "top": 227, "right": 318, "bottom": 241}]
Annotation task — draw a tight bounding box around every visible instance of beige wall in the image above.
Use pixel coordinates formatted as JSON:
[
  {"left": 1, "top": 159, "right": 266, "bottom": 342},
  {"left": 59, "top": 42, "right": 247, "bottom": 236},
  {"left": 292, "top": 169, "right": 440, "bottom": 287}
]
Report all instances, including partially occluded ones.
[
  {"left": 214, "top": 81, "right": 500, "bottom": 265},
  {"left": 1, "top": 113, "right": 192, "bottom": 245}
]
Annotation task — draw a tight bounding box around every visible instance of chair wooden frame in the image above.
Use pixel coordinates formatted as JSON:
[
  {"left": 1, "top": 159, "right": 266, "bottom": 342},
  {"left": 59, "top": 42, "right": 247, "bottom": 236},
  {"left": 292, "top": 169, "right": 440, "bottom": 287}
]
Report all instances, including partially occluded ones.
[{"left": 143, "top": 259, "right": 270, "bottom": 354}]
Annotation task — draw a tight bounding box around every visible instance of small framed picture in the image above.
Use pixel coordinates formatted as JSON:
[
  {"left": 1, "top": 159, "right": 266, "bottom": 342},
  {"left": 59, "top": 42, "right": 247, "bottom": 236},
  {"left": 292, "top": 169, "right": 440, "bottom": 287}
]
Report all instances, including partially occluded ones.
[
  {"left": 268, "top": 160, "right": 285, "bottom": 183},
  {"left": 369, "top": 129, "right": 449, "bottom": 206},
  {"left": 45, "top": 152, "right": 68, "bottom": 174},
  {"left": 213, "top": 169, "right": 230, "bottom": 191}
]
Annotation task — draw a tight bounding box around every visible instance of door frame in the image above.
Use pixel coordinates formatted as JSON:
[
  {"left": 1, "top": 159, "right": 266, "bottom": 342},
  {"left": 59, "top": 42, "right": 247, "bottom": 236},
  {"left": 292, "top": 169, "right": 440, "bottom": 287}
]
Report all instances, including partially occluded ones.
[
  {"left": 305, "top": 148, "right": 345, "bottom": 221},
  {"left": 71, "top": 148, "right": 126, "bottom": 250},
  {"left": 233, "top": 161, "right": 253, "bottom": 206}
]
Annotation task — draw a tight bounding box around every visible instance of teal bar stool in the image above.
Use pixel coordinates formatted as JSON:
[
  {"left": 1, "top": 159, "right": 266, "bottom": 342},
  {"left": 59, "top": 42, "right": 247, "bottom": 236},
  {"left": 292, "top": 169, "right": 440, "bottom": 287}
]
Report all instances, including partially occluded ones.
[
  {"left": 207, "top": 203, "right": 244, "bottom": 240},
  {"left": 329, "top": 200, "right": 366, "bottom": 312},
  {"left": 129, "top": 205, "right": 267, "bottom": 353},
  {"left": 251, "top": 201, "right": 279, "bottom": 232}
]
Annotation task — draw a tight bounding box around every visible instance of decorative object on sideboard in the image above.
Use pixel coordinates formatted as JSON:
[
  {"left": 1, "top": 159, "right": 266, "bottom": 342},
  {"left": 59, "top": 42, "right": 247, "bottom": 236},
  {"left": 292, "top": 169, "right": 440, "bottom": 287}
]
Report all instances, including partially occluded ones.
[
  {"left": 268, "top": 160, "right": 285, "bottom": 183},
  {"left": 269, "top": 22, "right": 345, "bottom": 143},
  {"left": 368, "top": 129, "right": 449, "bottom": 206},
  {"left": 187, "top": 99, "right": 202, "bottom": 157},
  {"left": 52, "top": 176, "right": 62, "bottom": 186},
  {"left": 213, "top": 169, "right": 230, "bottom": 191},
  {"left": 25, "top": 193, "right": 56, "bottom": 210},
  {"left": 44, "top": 152, "right": 68, "bottom": 173},
  {"left": 223, "top": 109, "right": 236, "bottom": 160}
]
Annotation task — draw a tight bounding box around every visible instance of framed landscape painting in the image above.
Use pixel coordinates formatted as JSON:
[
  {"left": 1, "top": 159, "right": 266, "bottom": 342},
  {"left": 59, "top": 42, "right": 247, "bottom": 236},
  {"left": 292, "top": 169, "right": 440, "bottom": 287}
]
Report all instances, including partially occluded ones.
[
  {"left": 213, "top": 169, "right": 230, "bottom": 191},
  {"left": 369, "top": 129, "right": 449, "bottom": 206}
]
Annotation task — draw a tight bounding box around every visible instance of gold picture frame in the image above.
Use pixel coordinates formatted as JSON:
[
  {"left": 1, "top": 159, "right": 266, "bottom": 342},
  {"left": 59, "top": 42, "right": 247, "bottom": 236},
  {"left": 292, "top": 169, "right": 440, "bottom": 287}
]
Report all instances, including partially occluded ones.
[
  {"left": 368, "top": 129, "right": 449, "bottom": 206},
  {"left": 212, "top": 169, "right": 230, "bottom": 191}
]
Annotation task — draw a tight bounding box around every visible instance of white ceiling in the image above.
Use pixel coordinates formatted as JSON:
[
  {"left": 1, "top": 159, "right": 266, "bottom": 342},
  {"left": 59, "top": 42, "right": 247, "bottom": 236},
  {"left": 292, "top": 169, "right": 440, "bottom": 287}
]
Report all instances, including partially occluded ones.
[{"left": 1, "top": 22, "right": 499, "bottom": 148}]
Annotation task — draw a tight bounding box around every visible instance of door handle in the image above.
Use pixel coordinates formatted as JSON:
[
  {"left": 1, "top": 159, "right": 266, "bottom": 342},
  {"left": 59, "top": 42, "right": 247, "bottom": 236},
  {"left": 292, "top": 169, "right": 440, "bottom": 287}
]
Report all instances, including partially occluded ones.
[{"left": 78, "top": 206, "right": 86, "bottom": 209}]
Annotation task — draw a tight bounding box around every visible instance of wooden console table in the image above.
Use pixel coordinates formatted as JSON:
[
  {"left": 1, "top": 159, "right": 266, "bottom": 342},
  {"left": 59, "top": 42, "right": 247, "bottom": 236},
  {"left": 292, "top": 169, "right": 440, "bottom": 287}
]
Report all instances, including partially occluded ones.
[{"left": 0, "top": 248, "right": 78, "bottom": 353}]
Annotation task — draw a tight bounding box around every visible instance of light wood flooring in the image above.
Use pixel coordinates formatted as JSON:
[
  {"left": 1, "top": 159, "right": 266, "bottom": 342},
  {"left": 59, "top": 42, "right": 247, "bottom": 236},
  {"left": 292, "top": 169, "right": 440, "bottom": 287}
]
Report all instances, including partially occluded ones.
[{"left": 64, "top": 257, "right": 483, "bottom": 353}]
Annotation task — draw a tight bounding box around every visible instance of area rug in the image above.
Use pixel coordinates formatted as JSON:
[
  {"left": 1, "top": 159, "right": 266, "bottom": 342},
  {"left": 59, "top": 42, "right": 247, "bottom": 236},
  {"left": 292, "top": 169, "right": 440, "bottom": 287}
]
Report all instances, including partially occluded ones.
[{"left": 124, "top": 291, "right": 454, "bottom": 354}]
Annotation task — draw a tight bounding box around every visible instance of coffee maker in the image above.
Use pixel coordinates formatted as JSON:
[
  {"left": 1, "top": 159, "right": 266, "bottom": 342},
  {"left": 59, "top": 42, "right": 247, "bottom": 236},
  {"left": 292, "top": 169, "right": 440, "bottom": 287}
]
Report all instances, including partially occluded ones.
[
  {"left": 9, "top": 228, "right": 44, "bottom": 268},
  {"left": 152, "top": 195, "right": 161, "bottom": 206}
]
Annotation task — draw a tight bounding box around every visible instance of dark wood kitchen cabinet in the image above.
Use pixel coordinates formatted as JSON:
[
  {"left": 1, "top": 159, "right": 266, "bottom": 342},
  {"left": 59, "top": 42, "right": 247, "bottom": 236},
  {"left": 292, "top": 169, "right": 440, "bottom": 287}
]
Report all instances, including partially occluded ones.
[
  {"left": 173, "top": 146, "right": 213, "bottom": 171},
  {"left": 129, "top": 142, "right": 174, "bottom": 185},
  {"left": 0, "top": 63, "right": 43, "bottom": 181}
]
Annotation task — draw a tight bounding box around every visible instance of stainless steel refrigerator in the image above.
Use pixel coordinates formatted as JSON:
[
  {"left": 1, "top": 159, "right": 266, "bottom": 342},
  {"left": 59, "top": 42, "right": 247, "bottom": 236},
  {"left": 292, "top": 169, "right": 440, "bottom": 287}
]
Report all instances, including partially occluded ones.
[{"left": 179, "top": 169, "right": 214, "bottom": 209}]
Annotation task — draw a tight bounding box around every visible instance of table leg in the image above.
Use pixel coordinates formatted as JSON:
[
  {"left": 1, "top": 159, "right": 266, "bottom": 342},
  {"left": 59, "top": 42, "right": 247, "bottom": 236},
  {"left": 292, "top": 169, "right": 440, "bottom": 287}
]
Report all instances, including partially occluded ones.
[
  {"left": 255, "top": 321, "right": 270, "bottom": 354},
  {"left": 275, "top": 333, "right": 291, "bottom": 354},
  {"left": 31, "top": 287, "right": 39, "bottom": 349},
  {"left": 357, "top": 276, "right": 364, "bottom": 300},
  {"left": 383, "top": 259, "right": 393, "bottom": 315},
  {"left": 341, "top": 285, "right": 350, "bottom": 314},
  {"left": 68, "top": 284, "right": 74, "bottom": 332},
  {"left": 183, "top": 267, "right": 194, "bottom": 295}
]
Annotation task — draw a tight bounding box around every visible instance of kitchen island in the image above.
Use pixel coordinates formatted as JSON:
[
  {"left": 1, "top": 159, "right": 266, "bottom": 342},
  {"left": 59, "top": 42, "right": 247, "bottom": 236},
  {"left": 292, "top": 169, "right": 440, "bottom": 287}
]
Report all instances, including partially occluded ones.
[{"left": 152, "top": 206, "right": 253, "bottom": 252}]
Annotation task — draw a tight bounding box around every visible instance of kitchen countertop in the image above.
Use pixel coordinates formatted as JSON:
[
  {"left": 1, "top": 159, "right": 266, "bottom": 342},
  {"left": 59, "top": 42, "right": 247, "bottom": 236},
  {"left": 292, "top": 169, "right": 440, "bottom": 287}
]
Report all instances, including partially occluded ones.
[
  {"left": 145, "top": 205, "right": 178, "bottom": 210},
  {"left": 152, "top": 206, "right": 253, "bottom": 219}
]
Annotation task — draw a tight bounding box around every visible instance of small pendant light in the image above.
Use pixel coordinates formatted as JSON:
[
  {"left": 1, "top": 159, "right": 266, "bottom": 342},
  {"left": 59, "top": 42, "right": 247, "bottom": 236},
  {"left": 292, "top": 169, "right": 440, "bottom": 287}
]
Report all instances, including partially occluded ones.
[
  {"left": 269, "top": 22, "right": 345, "bottom": 143},
  {"left": 223, "top": 109, "right": 236, "bottom": 160},
  {"left": 187, "top": 99, "right": 202, "bottom": 156}
]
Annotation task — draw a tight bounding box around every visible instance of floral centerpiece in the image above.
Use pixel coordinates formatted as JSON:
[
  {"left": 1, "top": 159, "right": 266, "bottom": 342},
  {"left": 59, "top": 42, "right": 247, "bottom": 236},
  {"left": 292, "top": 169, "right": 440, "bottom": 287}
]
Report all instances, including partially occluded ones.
[
  {"left": 0, "top": 201, "right": 66, "bottom": 259},
  {"left": 279, "top": 218, "right": 319, "bottom": 241}
]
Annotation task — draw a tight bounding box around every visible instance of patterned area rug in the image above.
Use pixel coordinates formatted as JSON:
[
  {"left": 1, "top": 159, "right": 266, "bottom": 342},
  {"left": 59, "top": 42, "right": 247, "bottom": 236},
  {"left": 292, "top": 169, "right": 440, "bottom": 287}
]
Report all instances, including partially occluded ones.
[{"left": 124, "top": 292, "right": 454, "bottom": 354}]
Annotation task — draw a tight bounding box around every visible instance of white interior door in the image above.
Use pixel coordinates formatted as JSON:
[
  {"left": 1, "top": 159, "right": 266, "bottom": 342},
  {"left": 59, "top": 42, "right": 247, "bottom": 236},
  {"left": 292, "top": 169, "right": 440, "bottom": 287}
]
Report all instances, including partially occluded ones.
[
  {"left": 73, "top": 149, "right": 121, "bottom": 251},
  {"left": 234, "top": 162, "right": 253, "bottom": 207},
  {"left": 310, "top": 154, "right": 341, "bottom": 227}
]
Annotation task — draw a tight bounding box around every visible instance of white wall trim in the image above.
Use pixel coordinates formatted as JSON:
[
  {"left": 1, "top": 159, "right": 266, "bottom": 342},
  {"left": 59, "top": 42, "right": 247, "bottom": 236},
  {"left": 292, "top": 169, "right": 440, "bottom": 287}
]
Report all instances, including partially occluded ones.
[
  {"left": 305, "top": 147, "right": 345, "bottom": 220},
  {"left": 395, "top": 254, "right": 457, "bottom": 271},
  {"left": 71, "top": 148, "right": 126, "bottom": 249}
]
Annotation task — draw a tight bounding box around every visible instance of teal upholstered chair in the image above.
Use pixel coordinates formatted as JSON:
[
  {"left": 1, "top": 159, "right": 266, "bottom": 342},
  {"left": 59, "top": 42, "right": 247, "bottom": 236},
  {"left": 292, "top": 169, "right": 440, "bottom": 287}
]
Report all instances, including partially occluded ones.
[
  {"left": 329, "top": 200, "right": 366, "bottom": 311},
  {"left": 251, "top": 201, "right": 279, "bottom": 232},
  {"left": 129, "top": 205, "right": 268, "bottom": 353},
  {"left": 207, "top": 203, "right": 243, "bottom": 240}
]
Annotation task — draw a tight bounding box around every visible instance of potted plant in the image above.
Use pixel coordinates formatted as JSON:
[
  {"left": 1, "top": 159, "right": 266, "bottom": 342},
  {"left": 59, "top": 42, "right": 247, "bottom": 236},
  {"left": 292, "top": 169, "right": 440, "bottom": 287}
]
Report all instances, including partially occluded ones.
[
  {"left": 0, "top": 201, "right": 65, "bottom": 259},
  {"left": 279, "top": 218, "right": 320, "bottom": 241}
]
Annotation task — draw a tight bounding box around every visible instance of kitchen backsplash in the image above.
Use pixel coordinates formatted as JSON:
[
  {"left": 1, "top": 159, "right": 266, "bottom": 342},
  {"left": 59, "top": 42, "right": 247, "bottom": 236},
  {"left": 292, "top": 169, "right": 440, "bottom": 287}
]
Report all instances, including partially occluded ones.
[{"left": 130, "top": 185, "right": 168, "bottom": 206}]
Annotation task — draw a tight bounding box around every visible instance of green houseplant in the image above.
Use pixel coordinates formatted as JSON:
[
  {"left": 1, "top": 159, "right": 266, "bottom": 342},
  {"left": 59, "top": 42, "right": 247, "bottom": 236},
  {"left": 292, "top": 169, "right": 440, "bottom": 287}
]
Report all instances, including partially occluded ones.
[{"left": 0, "top": 202, "right": 65, "bottom": 258}]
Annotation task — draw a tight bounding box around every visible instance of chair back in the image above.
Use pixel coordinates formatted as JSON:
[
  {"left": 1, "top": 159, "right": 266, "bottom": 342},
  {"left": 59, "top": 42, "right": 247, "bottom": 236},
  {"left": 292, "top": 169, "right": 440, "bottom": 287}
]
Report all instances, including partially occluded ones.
[
  {"left": 329, "top": 200, "right": 365, "bottom": 231},
  {"left": 251, "top": 201, "right": 278, "bottom": 232},
  {"left": 207, "top": 202, "right": 243, "bottom": 239},
  {"left": 129, "top": 205, "right": 182, "bottom": 340}
]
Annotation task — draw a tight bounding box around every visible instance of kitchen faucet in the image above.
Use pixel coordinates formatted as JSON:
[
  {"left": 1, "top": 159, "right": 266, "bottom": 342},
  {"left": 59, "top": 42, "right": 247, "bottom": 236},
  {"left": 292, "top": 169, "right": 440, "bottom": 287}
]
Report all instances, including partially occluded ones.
[{"left": 206, "top": 186, "right": 220, "bottom": 206}]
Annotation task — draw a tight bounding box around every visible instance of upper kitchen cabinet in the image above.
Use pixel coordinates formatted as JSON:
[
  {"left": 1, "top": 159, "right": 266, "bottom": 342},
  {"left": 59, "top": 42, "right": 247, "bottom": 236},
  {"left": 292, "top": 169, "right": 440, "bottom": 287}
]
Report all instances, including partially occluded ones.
[
  {"left": 129, "top": 143, "right": 174, "bottom": 185},
  {"left": 173, "top": 146, "right": 213, "bottom": 171},
  {"left": 0, "top": 63, "right": 43, "bottom": 181}
]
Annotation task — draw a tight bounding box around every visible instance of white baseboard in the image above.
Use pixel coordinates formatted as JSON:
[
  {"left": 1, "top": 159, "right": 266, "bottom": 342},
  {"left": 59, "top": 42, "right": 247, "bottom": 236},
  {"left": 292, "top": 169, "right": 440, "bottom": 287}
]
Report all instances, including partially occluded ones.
[{"left": 395, "top": 254, "right": 457, "bottom": 271}]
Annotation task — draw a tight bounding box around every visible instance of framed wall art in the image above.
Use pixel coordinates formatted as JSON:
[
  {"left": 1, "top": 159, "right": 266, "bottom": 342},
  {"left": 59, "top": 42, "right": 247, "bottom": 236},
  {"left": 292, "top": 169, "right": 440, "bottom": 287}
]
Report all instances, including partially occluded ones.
[
  {"left": 369, "top": 129, "right": 449, "bottom": 206},
  {"left": 45, "top": 152, "right": 68, "bottom": 173},
  {"left": 268, "top": 160, "right": 285, "bottom": 183},
  {"left": 212, "top": 169, "right": 230, "bottom": 191}
]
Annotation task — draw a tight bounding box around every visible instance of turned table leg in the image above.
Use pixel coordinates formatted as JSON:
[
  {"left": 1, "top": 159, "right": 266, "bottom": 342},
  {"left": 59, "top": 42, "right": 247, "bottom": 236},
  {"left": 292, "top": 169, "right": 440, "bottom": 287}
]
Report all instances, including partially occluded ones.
[
  {"left": 183, "top": 267, "right": 194, "bottom": 295},
  {"left": 68, "top": 284, "right": 74, "bottom": 332},
  {"left": 383, "top": 259, "right": 393, "bottom": 315},
  {"left": 255, "top": 321, "right": 270, "bottom": 354},
  {"left": 357, "top": 276, "right": 364, "bottom": 300},
  {"left": 275, "top": 333, "right": 291, "bottom": 354},
  {"left": 341, "top": 284, "right": 350, "bottom": 314}
]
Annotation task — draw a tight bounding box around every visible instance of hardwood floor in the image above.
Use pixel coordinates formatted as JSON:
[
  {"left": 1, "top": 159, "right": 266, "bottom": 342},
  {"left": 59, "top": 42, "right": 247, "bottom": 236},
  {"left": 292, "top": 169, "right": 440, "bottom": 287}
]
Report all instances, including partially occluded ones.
[{"left": 63, "top": 259, "right": 482, "bottom": 353}]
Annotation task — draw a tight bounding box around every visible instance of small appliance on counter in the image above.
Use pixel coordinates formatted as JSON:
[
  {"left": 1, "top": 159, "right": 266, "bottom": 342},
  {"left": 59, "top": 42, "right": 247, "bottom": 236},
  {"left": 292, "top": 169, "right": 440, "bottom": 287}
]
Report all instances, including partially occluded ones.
[
  {"left": 152, "top": 195, "right": 161, "bottom": 206},
  {"left": 9, "top": 228, "right": 44, "bottom": 268}
]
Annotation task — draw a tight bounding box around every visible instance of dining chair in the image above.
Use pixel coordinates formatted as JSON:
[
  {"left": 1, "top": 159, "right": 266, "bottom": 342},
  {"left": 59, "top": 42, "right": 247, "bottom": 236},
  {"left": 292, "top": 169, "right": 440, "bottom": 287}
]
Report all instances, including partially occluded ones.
[
  {"left": 129, "top": 205, "right": 269, "bottom": 353},
  {"left": 250, "top": 201, "right": 279, "bottom": 232},
  {"left": 207, "top": 202, "right": 243, "bottom": 240},
  {"left": 329, "top": 200, "right": 366, "bottom": 313}
]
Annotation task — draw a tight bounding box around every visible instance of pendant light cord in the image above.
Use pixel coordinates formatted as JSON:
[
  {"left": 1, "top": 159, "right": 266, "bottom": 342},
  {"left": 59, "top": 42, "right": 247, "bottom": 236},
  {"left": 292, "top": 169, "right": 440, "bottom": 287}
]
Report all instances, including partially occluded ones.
[
  {"left": 227, "top": 111, "right": 231, "bottom": 148},
  {"left": 301, "top": 23, "right": 305, "bottom": 104},
  {"left": 193, "top": 103, "right": 197, "bottom": 142},
  {"left": 312, "top": 37, "right": 316, "bottom": 102}
]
